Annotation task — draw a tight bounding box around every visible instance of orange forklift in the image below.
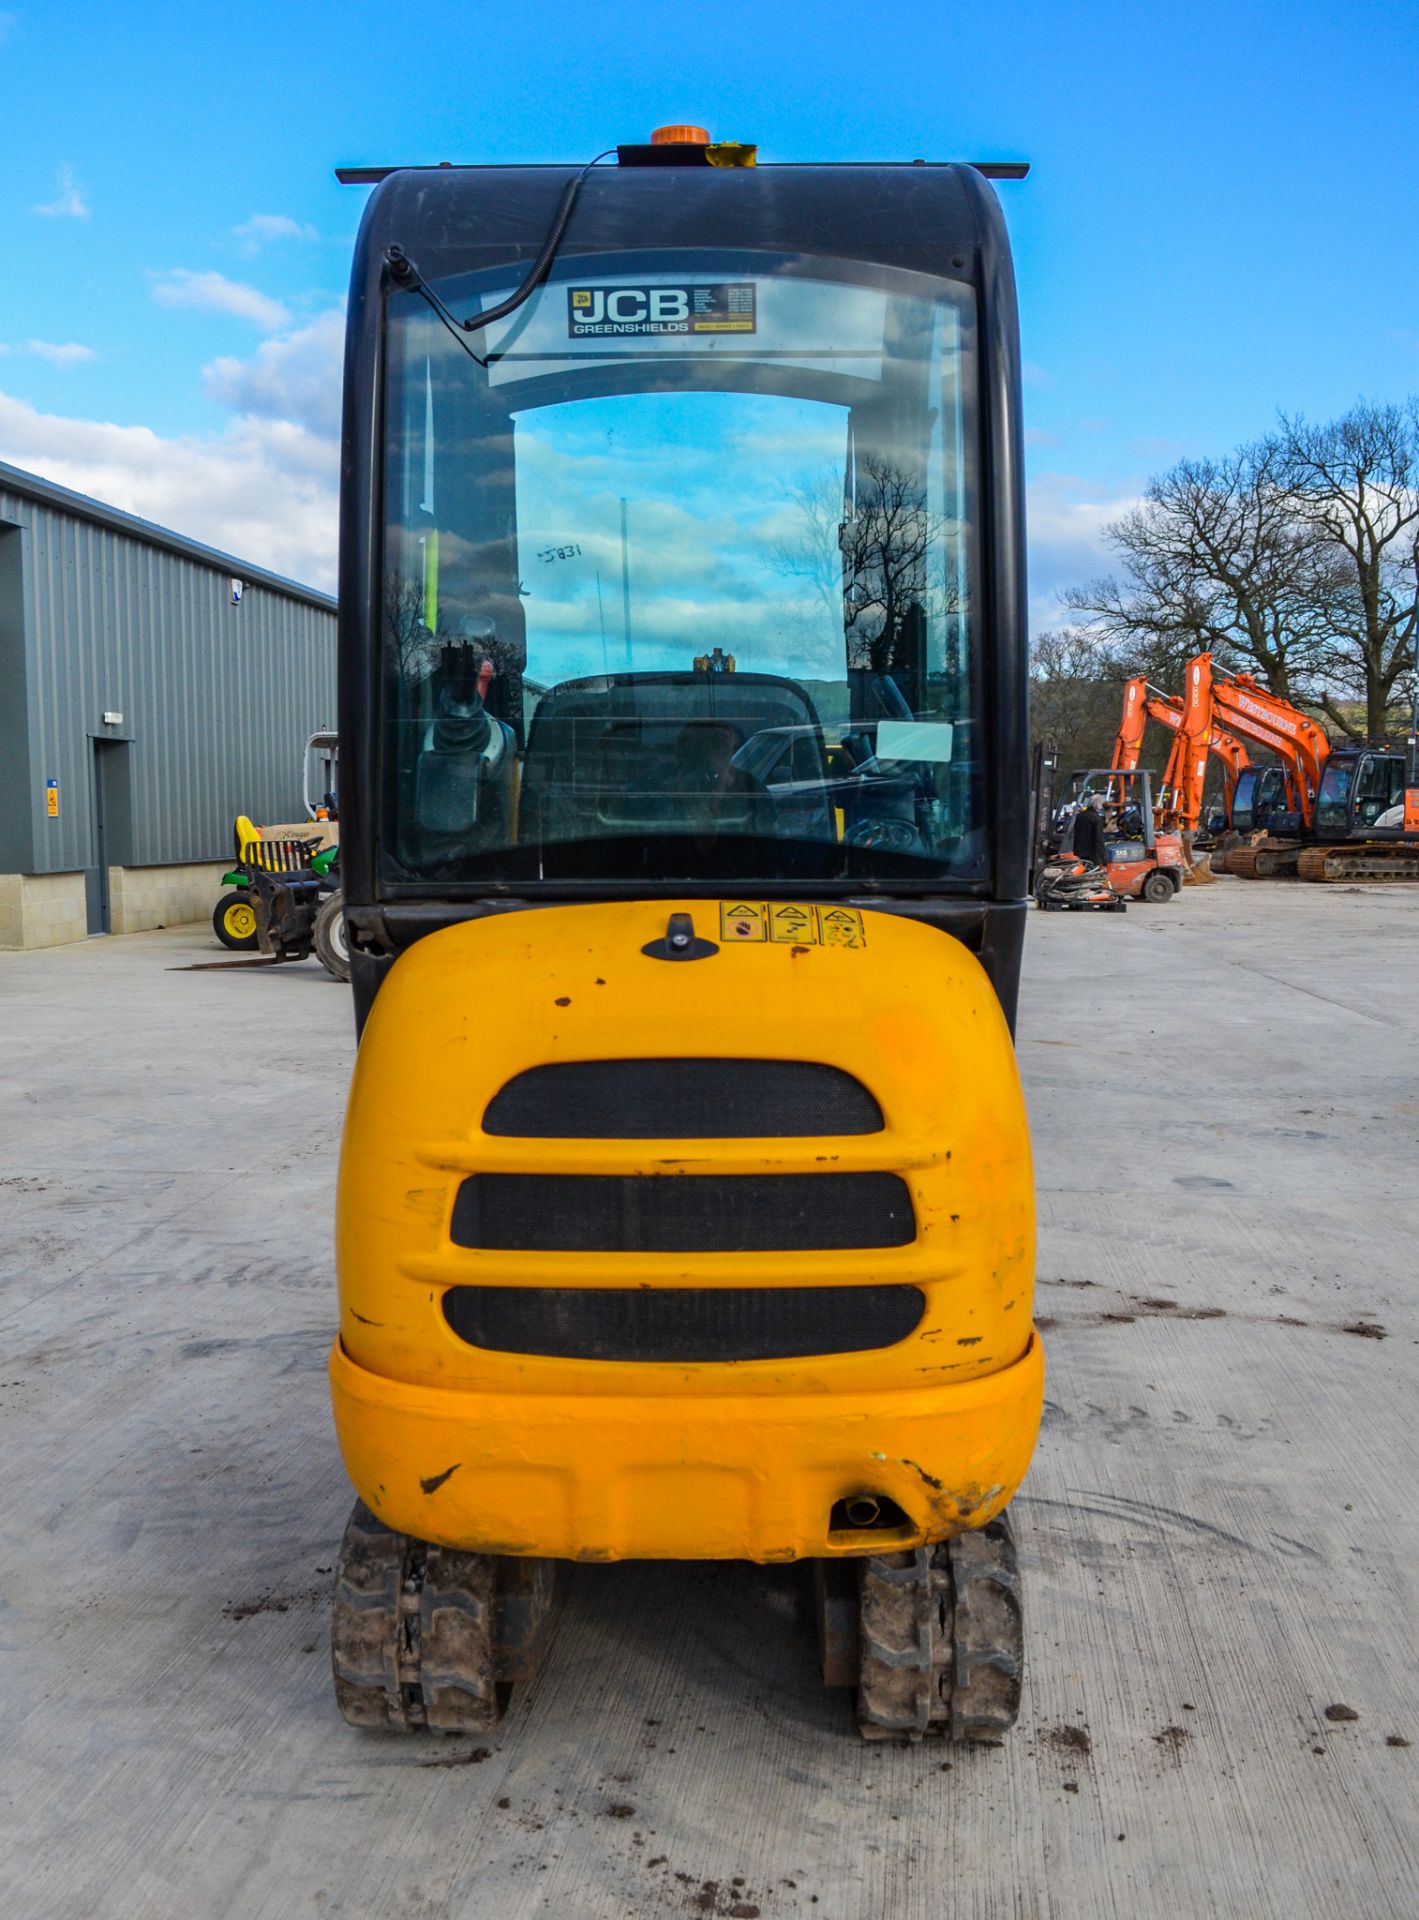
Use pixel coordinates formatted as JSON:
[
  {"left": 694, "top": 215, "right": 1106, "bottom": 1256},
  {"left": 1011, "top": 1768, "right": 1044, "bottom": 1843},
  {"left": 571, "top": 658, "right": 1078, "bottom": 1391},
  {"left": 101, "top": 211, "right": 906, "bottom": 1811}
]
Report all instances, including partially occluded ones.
[{"left": 1039, "top": 767, "right": 1184, "bottom": 905}]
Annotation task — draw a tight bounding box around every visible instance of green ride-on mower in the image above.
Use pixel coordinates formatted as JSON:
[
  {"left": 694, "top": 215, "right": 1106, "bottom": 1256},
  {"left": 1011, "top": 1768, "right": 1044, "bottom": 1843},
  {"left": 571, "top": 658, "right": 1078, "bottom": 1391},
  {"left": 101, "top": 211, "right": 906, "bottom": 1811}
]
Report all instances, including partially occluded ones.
[{"left": 212, "top": 815, "right": 348, "bottom": 979}]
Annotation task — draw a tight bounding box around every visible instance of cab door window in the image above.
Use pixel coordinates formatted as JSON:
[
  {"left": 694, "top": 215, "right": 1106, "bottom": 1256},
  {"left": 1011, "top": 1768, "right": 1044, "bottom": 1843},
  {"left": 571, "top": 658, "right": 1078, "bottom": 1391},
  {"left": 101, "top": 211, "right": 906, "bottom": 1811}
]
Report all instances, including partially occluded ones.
[{"left": 1354, "top": 755, "right": 1403, "bottom": 826}]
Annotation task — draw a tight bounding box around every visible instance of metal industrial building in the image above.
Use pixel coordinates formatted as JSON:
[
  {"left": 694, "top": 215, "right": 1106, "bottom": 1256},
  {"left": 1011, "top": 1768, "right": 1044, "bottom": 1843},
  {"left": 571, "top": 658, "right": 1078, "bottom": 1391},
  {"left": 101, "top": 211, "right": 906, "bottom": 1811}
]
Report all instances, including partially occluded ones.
[{"left": 0, "top": 460, "right": 337, "bottom": 948}]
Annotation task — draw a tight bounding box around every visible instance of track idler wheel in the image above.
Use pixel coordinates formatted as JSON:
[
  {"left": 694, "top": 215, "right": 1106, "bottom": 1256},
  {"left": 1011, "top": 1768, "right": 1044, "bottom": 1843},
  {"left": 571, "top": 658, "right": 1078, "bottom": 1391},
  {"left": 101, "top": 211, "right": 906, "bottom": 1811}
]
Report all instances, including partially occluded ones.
[
  {"left": 817, "top": 1512, "right": 1024, "bottom": 1742},
  {"left": 331, "top": 1501, "right": 560, "bottom": 1732}
]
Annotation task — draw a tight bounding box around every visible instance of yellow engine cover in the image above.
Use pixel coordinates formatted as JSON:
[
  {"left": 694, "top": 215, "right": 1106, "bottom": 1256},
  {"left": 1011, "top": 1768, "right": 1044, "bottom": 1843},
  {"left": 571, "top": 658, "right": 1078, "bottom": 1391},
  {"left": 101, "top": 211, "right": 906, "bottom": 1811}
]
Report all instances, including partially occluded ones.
[{"left": 330, "top": 899, "right": 1043, "bottom": 1561}]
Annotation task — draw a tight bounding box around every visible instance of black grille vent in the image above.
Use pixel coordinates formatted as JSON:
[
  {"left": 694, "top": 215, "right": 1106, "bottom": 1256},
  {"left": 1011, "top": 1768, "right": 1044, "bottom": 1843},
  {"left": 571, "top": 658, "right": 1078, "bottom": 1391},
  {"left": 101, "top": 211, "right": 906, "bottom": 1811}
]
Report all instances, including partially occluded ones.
[
  {"left": 450, "top": 1172, "right": 914, "bottom": 1253},
  {"left": 483, "top": 1058, "right": 883, "bottom": 1139},
  {"left": 443, "top": 1284, "right": 925, "bottom": 1361}
]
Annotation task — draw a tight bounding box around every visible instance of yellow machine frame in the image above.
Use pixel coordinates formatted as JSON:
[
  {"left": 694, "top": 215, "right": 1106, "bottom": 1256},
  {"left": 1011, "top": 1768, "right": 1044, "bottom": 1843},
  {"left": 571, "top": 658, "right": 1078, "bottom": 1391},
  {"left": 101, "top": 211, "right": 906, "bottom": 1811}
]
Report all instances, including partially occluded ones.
[{"left": 331, "top": 898, "right": 1043, "bottom": 1564}]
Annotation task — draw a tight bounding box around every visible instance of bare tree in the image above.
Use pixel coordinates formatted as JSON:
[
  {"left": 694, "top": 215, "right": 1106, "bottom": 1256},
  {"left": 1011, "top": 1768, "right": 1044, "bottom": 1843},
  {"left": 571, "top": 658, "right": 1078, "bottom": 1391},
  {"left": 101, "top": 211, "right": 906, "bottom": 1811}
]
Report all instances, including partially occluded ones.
[
  {"left": 771, "top": 464, "right": 847, "bottom": 625},
  {"left": 1029, "top": 628, "right": 1127, "bottom": 768},
  {"left": 1275, "top": 400, "right": 1419, "bottom": 740},
  {"left": 384, "top": 570, "right": 440, "bottom": 685},
  {"left": 1063, "top": 444, "right": 1334, "bottom": 700},
  {"left": 772, "top": 458, "right": 960, "bottom": 685},
  {"left": 841, "top": 458, "right": 939, "bottom": 673}
]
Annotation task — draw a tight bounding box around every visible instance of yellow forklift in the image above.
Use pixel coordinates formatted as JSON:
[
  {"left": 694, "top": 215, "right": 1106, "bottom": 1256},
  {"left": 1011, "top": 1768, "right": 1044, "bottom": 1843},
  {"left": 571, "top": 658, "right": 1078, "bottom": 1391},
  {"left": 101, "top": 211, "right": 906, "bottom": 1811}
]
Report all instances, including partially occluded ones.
[{"left": 328, "top": 128, "right": 1043, "bottom": 1741}]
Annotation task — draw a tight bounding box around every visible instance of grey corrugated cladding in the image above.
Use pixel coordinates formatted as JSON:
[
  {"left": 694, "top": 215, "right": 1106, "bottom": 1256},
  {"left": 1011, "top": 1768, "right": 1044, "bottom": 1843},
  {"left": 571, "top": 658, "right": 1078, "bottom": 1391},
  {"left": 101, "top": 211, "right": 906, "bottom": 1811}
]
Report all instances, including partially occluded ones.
[{"left": 0, "top": 460, "right": 337, "bottom": 875}]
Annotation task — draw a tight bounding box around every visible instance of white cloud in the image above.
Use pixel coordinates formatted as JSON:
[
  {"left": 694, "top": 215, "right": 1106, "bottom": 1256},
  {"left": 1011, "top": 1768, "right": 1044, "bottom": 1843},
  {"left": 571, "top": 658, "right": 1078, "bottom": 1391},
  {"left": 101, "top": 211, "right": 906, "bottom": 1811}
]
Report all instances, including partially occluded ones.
[
  {"left": 151, "top": 269, "right": 290, "bottom": 332},
  {"left": 233, "top": 213, "right": 320, "bottom": 255},
  {"left": 24, "top": 339, "right": 97, "bottom": 365},
  {"left": 203, "top": 309, "right": 344, "bottom": 439},
  {"left": 33, "top": 162, "right": 89, "bottom": 220},
  {"left": 1026, "top": 470, "right": 1140, "bottom": 636},
  {"left": 0, "top": 389, "right": 337, "bottom": 590},
  {"left": 0, "top": 305, "right": 1141, "bottom": 640},
  {"left": 0, "top": 306, "right": 348, "bottom": 588}
]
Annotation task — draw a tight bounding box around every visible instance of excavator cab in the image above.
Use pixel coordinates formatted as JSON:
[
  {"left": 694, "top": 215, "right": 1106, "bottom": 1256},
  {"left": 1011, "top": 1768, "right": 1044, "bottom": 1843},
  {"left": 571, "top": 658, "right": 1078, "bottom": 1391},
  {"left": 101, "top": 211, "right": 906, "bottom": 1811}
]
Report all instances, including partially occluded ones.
[
  {"left": 1292, "top": 748, "right": 1419, "bottom": 878},
  {"left": 1316, "top": 750, "right": 1410, "bottom": 835},
  {"left": 327, "top": 134, "right": 1043, "bottom": 1743},
  {"left": 1226, "top": 763, "right": 1288, "bottom": 836}
]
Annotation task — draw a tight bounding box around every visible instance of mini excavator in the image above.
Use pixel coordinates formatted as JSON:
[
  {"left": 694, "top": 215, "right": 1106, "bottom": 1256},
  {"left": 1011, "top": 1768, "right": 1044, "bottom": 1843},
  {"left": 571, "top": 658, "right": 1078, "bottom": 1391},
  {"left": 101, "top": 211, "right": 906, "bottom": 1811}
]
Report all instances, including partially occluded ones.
[{"left": 325, "top": 128, "right": 1044, "bottom": 1743}]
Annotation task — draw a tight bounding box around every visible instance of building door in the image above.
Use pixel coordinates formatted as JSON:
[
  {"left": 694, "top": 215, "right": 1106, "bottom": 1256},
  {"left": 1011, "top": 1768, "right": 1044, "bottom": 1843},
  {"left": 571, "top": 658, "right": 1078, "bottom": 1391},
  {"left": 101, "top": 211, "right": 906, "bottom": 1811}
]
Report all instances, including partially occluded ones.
[{"left": 86, "top": 739, "right": 127, "bottom": 934}]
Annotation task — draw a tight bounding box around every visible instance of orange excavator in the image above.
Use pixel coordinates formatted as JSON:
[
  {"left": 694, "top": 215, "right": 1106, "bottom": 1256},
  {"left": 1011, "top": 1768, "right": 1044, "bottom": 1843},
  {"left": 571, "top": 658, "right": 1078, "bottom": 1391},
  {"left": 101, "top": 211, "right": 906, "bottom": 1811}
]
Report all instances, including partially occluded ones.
[
  {"left": 1169, "top": 653, "right": 1419, "bottom": 881},
  {"left": 1111, "top": 675, "right": 1252, "bottom": 834}
]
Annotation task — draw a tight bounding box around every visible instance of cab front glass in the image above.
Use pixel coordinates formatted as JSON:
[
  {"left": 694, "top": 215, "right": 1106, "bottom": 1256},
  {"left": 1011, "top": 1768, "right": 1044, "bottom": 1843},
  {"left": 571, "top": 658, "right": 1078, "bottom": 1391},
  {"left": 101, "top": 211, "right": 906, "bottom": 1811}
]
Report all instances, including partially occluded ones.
[
  {"left": 1231, "top": 765, "right": 1286, "bottom": 834},
  {"left": 1317, "top": 752, "right": 1407, "bottom": 832},
  {"left": 1315, "top": 759, "right": 1353, "bottom": 832},
  {"left": 378, "top": 252, "right": 985, "bottom": 890}
]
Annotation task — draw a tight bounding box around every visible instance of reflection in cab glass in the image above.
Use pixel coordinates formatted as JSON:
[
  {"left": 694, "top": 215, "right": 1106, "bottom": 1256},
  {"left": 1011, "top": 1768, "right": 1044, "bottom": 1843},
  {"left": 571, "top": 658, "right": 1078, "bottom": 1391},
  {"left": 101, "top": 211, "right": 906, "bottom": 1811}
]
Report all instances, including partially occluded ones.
[
  {"left": 381, "top": 255, "right": 985, "bottom": 888},
  {"left": 1315, "top": 760, "right": 1353, "bottom": 833}
]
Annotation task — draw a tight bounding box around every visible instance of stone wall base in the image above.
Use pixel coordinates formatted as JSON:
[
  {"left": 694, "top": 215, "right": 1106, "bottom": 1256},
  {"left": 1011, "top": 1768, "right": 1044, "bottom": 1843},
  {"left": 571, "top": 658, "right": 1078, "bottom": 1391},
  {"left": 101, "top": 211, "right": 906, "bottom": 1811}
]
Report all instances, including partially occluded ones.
[
  {"left": 107, "top": 862, "right": 230, "bottom": 936},
  {"left": 0, "top": 864, "right": 230, "bottom": 948},
  {"left": 0, "top": 872, "right": 89, "bottom": 949}
]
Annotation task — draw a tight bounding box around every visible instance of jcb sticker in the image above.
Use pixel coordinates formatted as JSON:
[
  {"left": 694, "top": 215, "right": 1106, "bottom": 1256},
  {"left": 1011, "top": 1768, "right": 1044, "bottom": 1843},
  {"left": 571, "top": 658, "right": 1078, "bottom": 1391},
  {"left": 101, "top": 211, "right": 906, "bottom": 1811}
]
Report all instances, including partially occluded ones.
[
  {"left": 567, "top": 282, "right": 757, "bottom": 338},
  {"left": 769, "top": 903, "right": 816, "bottom": 945},
  {"left": 720, "top": 902, "right": 767, "bottom": 942},
  {"left": 816, "top": 907, "right": 866, "bottom": 948}
]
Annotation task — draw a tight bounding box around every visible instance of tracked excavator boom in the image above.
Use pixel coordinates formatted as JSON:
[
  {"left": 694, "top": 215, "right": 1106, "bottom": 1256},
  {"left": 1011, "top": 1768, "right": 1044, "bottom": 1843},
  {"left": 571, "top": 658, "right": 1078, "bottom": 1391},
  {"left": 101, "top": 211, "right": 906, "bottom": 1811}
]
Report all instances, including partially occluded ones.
[
  {"left": 1111, "top": 675, "right": 1250, "bottom": 830},
  {"left": 1174, "top": 654, "right": 1419, "bottom": 881}
]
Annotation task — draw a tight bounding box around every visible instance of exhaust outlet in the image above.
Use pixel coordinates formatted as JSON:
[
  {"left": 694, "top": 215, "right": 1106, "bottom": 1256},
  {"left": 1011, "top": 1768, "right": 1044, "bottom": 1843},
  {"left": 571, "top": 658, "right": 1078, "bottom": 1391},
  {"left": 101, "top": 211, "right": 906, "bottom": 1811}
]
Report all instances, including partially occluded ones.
[{"left": 843, "top": 1494, "right": 882, "bottom": 1529}]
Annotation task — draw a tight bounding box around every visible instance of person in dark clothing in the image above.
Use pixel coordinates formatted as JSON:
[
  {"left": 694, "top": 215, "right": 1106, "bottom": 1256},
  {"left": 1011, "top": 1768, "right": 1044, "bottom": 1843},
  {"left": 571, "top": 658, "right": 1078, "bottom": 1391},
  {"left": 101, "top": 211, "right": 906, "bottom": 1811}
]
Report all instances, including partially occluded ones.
[{"left": 1068, "top": 798, "right": 1110, "bottom": 868}]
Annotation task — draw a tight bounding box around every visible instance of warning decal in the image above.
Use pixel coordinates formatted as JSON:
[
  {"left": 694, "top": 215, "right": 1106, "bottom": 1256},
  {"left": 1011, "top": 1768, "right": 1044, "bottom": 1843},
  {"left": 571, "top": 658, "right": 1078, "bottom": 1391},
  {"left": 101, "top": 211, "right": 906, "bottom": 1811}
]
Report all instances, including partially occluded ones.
[
  {"left": 720, "top": 902, "right": 767, "bottom": 942},
  {"left": 568, "top": 282, "right": 757, "bottom": 338},
  {"left": 816, "top": 907, "right": 866, "bottom": 948},
  {"left": 769, "top": 903, "right": 815, "bottom": 945},
  {"left": 718, "top": 903, "right": 866, "bottom": 948}
]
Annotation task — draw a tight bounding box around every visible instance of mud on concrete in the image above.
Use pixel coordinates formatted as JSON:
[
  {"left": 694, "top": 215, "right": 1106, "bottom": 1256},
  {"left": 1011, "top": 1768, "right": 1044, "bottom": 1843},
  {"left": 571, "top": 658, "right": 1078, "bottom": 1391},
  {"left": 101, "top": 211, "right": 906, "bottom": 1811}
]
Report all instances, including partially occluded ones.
[{"left": 1, "top": 887, "right": 1416, "bottom": 1919}]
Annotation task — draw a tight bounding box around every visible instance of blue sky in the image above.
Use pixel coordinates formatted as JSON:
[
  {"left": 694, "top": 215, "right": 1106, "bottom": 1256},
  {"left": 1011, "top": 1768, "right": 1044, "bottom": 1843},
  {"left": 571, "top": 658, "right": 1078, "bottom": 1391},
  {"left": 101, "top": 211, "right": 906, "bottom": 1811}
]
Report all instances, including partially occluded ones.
[{"left": 2, "top": 0, "right": 1416, "bottom": 621}]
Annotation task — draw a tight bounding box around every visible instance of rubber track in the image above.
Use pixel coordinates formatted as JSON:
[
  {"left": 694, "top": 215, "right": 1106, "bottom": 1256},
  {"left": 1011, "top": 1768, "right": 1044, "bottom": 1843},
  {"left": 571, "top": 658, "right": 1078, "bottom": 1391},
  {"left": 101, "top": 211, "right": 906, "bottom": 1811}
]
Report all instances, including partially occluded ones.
[
  {"left": 331, "top": 1501, "right": 498, "bottom": 1733},
  {"left": 856, "top": 1513, "right": 1023, "bottom": 1742},
  {"left": 947, "top": 1520, "right": 1025, "bottom": 1740}
]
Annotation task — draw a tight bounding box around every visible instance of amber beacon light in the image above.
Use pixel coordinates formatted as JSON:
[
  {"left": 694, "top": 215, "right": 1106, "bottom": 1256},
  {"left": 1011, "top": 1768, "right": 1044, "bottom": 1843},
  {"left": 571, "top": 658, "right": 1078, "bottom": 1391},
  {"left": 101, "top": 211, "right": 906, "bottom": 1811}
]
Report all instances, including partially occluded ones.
[{"left": 616, "top": 125, "right": 757, "bottom": 167}]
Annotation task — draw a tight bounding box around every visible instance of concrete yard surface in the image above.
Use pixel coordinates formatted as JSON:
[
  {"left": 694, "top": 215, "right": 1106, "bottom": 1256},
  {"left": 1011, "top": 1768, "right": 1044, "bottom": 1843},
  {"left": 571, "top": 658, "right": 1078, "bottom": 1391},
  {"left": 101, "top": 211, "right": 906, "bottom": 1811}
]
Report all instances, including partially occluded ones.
[{"left": 1, "top": 881, "right": 1415, "bottom": 1919}]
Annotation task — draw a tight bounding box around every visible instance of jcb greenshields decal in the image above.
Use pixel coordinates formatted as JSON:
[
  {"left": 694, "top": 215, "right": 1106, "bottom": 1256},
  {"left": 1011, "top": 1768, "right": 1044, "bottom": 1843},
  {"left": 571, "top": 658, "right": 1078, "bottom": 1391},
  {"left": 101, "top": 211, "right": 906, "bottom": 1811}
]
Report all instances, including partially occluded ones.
[{"left": 568, "top": 283, "right": 756, "bottom": 337}]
